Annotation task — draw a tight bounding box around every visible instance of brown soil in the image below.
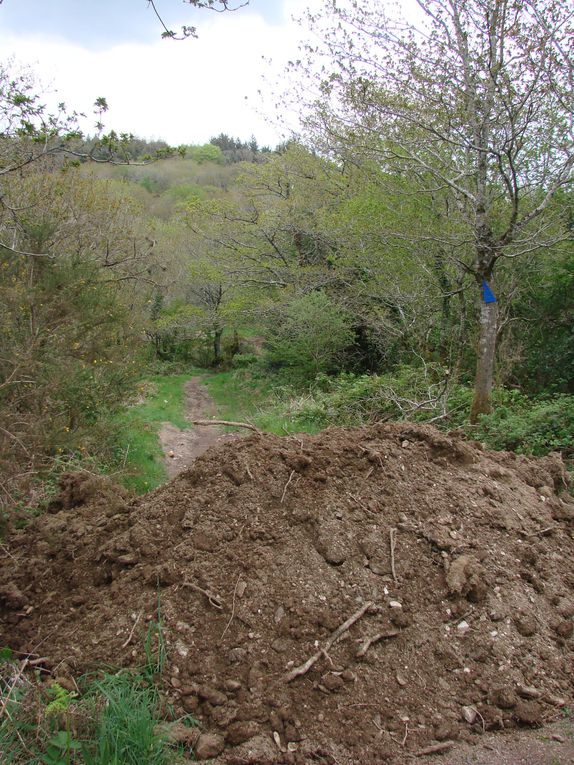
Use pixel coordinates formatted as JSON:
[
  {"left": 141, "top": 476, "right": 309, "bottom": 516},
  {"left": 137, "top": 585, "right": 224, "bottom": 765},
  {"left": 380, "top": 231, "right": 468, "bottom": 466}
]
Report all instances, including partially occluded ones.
[
  {"left": 1, "top": 423, "right": 574, "bottom": 764},
  {"left": 158, "top": 377, "right": 226, "bottom": 479}
]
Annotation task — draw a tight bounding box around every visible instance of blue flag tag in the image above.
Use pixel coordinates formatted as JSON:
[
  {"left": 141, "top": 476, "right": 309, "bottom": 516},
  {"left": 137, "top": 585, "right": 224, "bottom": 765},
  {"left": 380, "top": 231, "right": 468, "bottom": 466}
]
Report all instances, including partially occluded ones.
[{"left": 481, "top": 279, "right": 497, "bottom": 304}]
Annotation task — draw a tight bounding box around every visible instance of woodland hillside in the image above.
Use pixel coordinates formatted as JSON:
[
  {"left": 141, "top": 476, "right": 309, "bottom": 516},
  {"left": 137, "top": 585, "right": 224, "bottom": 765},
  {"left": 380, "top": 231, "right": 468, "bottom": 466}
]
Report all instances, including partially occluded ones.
[{"left": 1, "top": 109, "right": 572, "bottom": 510}]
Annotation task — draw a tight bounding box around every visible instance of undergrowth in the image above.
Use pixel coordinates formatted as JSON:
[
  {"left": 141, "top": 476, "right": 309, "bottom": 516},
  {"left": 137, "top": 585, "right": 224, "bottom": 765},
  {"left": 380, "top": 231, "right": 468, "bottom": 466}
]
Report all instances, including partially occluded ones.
[
  {"left": 0, "top": 597, "right": 193, "bottom": 765},
  {"left": 245, "top": 365, "right": 574, "bottom": 459}
]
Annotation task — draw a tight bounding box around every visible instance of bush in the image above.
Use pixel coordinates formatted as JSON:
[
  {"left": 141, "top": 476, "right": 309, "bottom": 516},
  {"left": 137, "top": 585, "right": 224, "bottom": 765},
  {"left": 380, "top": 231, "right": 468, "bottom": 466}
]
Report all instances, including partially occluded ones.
[
  {"left": 473, "top": 394, "right": 574, "bottom": 456},
  {"left": 264, "top": 292, "right": 355, "bottom": 379},
  {"left": 283, "top": 364, "right": 452, "bottom": 427},
  {"left": 231, "top": 352, "right": 259, "bottom": 369}
]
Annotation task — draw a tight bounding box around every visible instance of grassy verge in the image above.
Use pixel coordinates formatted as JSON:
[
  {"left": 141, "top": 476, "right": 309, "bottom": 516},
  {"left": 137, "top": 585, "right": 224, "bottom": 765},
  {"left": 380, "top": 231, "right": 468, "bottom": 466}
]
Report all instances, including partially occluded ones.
[
  {"left": 112, "top": 365, "right": 321, "bottom": 496},
  {"left": 113, "top": 374, "right": 195, "bottom": 494},
  {"left": 202, "top": 369, "right": 321, "bottom": 436}
]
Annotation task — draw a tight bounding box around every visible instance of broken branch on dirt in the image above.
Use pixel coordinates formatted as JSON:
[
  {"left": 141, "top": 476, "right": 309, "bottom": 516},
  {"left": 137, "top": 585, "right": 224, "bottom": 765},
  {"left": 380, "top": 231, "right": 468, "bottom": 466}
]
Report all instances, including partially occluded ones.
[
  {"left": 220, "top": 575, "right": 241, "bottom": 641},
  {"left": 356, "top": 629, "right": 399, "bottom": 658},
  {"left": 525, "top": 526, "right": 557, "bottom": 537},
  {"left": 285, "top": 601, "right": 375, "bottom": 682},
  {"left": 390, "top": 527, "right": 398, "bottom": 582},
  {"left": 402, "top": 721, "right": 410, "bottom": 747},
  {"left": 182, "top": 581, "right": 224, "bottom": 610},
  {"left": 121, "top": 609, "right": 143, "bottom": 649},
  {"left": 413, "top": 741, "right": 454, "bottom": 757},
  {"left": 281, "top": 470, "right": 296, "bottom": 504},
  {"left": 192, "top": 419, "right": 262, "bottom": 434}
]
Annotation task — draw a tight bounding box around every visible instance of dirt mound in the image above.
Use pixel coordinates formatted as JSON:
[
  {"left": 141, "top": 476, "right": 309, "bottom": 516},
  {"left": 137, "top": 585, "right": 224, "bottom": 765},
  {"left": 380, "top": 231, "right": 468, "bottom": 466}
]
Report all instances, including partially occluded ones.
[{"left": 1, "top": 423, "right": 573, "bottom": 764}]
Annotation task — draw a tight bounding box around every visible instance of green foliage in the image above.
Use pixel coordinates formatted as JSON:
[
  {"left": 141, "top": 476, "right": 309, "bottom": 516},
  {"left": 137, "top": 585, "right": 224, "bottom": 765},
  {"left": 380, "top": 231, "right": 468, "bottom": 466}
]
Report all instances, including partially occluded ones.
[
  {"left": 517, "top": 245, "right": 574, "bottom": 394},
  {"left": 142, "top": 591, "right": 167, "bottom": 682},
  {"left": 0, "top": 660, "right": 82, "bottom": 765},
  {"left": 187, "top": 143, "right": 224, "bottom": 164},
  {"left": 231, "top": 352, "right": 259, "bottom": 369},
  {"left": 276, "top": 364, "right": 450, "bottom": 427},
  {"left": 202, "top": 368, "right": 321, "bottom": 436},
  {"left": 138, "top": 173, "right": 169, "bottom": 195},
  {"left": 264, "top": 364, "right": 574, "bottom": 458},
  {"left": 265, "top": 292, "right": 355, "bottom": 379},
  {"left": 42, "top": 730, "right": 83, "bottom": 765},
  {"left": 473, "top": 394, "right": 574, "bottom": 456},
  {"left": 45, "top": 683, "right": 76, "bottom": 717},
  {"left": 167, "top": 183, "right": 205, "bottom": 204},
  {"left": 0, "top": 620, "right": 179, "bottom": 765},
  {"left": 0, "top": 668, "right": 171, "bottom": 765}
]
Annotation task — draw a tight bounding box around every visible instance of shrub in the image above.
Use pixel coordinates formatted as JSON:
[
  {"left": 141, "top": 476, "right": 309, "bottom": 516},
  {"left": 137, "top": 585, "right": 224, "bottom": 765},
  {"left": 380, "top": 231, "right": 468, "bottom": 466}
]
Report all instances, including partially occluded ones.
[
  {"left": 473, "top": 394, "right": 574, "bottom": 456},
  {"left": 269, "top": 364, "right": 574, "bottom": 459},
  {"left": 283, "top": 364, "right": 452, "bottom": 427},
  {"left": 264, "top": 292, "right": 355, "bottom": 379}
]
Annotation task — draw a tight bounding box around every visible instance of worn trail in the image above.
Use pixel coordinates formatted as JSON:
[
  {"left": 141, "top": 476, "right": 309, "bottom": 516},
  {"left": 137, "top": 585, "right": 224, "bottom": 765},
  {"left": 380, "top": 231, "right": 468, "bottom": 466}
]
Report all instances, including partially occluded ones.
[{"left": 158, "top": 376, "right": 224, "bottom": 478}]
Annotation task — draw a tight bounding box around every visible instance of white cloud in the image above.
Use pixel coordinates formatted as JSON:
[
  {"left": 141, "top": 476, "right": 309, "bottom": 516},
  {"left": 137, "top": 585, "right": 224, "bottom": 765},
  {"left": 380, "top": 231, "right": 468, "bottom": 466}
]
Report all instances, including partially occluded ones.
[{"left": 0, "top": 1, "right": 326, "bottom": 147}]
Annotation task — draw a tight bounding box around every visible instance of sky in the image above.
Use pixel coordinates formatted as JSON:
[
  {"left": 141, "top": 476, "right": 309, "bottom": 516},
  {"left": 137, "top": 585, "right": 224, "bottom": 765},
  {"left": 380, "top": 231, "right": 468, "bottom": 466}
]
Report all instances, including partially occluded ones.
[{"left": 0, "top": 0, "right": 323, "bottom": 147}]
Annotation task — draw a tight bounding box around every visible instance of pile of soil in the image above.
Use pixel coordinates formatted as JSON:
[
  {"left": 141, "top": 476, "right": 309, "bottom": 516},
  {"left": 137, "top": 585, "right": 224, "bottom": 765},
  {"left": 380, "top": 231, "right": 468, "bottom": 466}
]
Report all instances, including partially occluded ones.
[{"left": 1, "top": 423, "right": 573, "bottom": 764}]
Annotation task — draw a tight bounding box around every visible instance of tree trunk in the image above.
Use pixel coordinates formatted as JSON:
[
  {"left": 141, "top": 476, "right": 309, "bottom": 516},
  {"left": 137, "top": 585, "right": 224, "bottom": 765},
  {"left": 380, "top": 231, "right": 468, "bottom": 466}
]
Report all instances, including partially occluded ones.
[{"left": 470, "top": 297, "right": 498, "bottom": 423}]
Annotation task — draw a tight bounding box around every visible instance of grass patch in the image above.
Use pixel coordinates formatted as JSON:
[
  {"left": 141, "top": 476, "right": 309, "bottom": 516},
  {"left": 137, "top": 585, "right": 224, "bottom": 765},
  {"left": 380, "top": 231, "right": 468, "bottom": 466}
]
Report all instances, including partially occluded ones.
[
  {"left": 84, "top": 672, "right": 167, "bottom": 765},
  {"left": 0, "top": 660, "right": 179, "bottom": 765},
  {"left": 202, "top": 369, "right": 321, "bottom": 436},
  {"left": 113, "top": 375, "right": 195, "bottom": 494},
  {"left": 113, "top": 364, "right": 321, "bottom": 496}
]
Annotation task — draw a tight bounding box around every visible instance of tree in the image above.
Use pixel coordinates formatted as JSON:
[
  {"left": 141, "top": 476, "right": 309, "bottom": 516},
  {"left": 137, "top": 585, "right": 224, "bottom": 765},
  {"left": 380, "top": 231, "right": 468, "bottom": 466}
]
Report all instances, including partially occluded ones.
[{"left": 299, "top": 0, "right": 573, "bottom": 420}]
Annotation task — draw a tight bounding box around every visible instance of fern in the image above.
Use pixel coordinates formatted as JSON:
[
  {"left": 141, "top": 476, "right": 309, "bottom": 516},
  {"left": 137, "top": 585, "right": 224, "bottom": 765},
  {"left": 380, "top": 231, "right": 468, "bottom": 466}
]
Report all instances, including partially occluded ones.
[{"left": 45, "top": 683, "right": 75, "bottom": 717}]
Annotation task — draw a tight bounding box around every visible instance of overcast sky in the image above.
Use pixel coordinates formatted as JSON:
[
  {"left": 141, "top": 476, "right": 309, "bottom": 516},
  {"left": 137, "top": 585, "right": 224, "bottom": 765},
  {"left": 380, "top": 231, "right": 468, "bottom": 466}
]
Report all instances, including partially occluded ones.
[{"left": 0, "top": 0, "right": 321, "bottom": 147}]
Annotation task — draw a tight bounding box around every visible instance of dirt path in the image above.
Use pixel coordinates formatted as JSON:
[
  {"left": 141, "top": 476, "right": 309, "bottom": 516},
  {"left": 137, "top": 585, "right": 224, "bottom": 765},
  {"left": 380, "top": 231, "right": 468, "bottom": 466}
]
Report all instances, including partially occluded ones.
[
  {"left": 158, "top": 377, "right": 225, "bottom": 479},
  {"left": 442, "top": 716, "right": 574, "bottom": 765}
]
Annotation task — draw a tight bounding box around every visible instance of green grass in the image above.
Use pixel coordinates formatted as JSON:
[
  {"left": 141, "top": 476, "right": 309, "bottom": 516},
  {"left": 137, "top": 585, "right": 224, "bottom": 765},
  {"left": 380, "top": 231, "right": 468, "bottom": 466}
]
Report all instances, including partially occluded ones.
[
  {"left": 113, "top": 375, "right": 195, "bottom": 494},
  {"left": 113, "top": 364, "right": 321, "bottom": 495},
  {"left": 234, "top": 325, "right": 263, "bottom": 340},
  {"left": 202, "top": 369, "right": 321, "bottom": 436},
  {"left": 84, "top": 673, "right": 168, "bottom": 765},
  {"left": 0, "top": 662, "right": 176, "bottom": 765}
]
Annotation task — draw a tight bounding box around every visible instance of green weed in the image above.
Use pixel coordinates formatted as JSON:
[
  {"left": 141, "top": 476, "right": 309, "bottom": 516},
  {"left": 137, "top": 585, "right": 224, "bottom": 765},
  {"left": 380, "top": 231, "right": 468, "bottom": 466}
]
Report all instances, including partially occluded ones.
[
  {"left": 83, "top": 673, "right": 167, "bottom": 765},
  {"left": 142, "top": 591, "right": 167, "bottom": 683},
  {"left": 0, "top": 662, "right": 174, "bottom": 765}
]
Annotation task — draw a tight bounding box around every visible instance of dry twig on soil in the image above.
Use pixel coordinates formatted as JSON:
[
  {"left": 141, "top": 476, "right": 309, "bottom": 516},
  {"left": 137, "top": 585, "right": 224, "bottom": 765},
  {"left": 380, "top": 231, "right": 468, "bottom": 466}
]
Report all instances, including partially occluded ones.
[
  {"left": 285, "top": 601, "right": 374, "bottom": 682},
  {"left": 402, "top": 722, "right": 409, "bottom": 747},
  {"left": 182, "top": 581, "right": 224, "bottom": 610},
  {"left": 413, "top": 741, "right": 454, "bottom": 757},
  {"left": 121, "top": 610, "right": 143, "bottom": 649},
  {"left": 356, "top": 630, "right": 399, "bottom": 658},
  {"left": 281, "top": 470, "right": 296, "bottom": 504},
  {"left": 192, "top": 419, "right": 261, "bottom": 434},
  {"left": 220, "top": 575, "right": 241, "bottom": 641},
  {"left": 525, "top": 526, "right": 556, "bottom": 537},
  {"left": 390, "top": 527, "right": 398, "bottom": 582}
]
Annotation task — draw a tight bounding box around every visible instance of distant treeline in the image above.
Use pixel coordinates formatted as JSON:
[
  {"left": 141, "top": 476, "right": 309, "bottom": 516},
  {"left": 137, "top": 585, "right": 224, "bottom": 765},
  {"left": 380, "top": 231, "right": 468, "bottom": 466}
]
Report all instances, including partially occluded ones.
[{"left": 74, "top": 132, "right": 276, "bottom": 165}]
